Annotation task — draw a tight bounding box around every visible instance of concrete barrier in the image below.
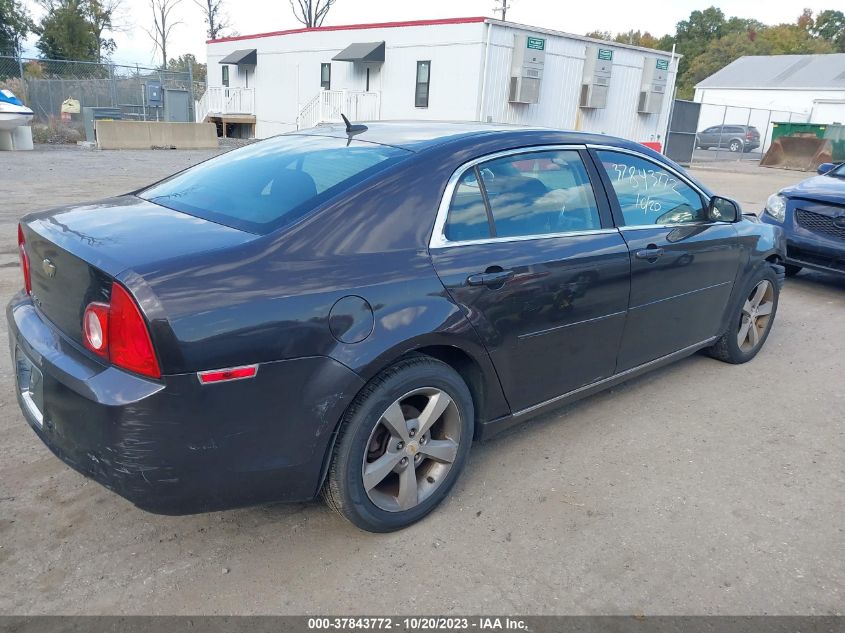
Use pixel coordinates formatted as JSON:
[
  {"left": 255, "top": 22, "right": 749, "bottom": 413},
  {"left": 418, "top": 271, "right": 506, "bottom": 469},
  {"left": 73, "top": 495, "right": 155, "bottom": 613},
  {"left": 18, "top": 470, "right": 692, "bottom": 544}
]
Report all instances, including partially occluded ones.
[{"left": 95, "top": 121, "right": 218, "bottom": 150}]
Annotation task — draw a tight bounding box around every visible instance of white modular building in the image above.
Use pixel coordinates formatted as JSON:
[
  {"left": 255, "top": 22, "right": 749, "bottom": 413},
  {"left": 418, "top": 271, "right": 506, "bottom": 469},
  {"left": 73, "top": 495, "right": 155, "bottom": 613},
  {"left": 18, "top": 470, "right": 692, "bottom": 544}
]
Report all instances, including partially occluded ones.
[
  {"left": 200, "top": 16, "right": 677, "bottom": 146},
  {"left": 693, "top": 54, "right": 845, "bottom": 151}
]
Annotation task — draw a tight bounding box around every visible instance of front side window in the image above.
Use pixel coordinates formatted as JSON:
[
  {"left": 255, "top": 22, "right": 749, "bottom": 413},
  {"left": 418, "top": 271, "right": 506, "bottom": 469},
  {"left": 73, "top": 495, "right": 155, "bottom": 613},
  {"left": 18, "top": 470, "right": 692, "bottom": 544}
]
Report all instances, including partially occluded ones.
[
  {"left": 321, "top": 63, "right": 331, "bottom": 90},
  {"left": 222, "top": 65, "right": 229, "bottom": 87},
  {"left": 596, "top": 150, "right": 706, "bottom": 226},
  {"left": 415, "top": 61, "right": 431, "bottom": 108},
  {"left": 443, "top": 150, "right": 602, "bottom": 242},
  {"left": 141, "top": 135, "right": 411, "bottom": 234}
]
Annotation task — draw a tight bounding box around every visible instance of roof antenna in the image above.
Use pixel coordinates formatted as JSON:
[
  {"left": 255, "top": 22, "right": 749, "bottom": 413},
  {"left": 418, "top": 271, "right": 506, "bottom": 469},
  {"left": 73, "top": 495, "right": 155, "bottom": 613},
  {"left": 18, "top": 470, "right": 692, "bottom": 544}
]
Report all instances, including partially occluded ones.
[{"left": 341, "top": 113, "right": 368, "bottom": 135}]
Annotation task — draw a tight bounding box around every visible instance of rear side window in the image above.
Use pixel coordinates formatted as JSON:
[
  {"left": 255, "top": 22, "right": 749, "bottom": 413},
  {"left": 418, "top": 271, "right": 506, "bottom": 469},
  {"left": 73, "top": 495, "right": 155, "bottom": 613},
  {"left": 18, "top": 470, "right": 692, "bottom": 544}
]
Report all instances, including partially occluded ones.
[
  {"left": 484, "top": 151, "right": 601, "bottom": 237},
  {"left": 443, "top": 150, "right": 601, "bottom": 242},
  {"left": 140, "top": 135, "right": 410, "bottom": 234},
  {"left": 444, "top": 169, "right": 491, "bottom": 242}
]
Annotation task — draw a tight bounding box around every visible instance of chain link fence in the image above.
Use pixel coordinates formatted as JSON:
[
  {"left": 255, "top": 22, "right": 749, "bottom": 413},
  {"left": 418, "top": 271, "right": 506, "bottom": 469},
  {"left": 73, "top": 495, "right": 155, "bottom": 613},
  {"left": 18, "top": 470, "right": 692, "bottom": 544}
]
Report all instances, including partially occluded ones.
[
  {"left": 0, "top": 55, "right": 206, "bottom": 132},
  {"left": 690, "top": 102, "right": 810, "bottom": 165}
]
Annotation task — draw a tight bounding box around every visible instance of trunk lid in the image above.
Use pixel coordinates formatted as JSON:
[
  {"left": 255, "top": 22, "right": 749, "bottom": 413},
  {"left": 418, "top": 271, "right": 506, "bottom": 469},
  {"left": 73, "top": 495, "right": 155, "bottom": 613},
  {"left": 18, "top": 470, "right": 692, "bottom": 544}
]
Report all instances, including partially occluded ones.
[{"left": 21, "top": 195, "right": 255, "bottom": 345}]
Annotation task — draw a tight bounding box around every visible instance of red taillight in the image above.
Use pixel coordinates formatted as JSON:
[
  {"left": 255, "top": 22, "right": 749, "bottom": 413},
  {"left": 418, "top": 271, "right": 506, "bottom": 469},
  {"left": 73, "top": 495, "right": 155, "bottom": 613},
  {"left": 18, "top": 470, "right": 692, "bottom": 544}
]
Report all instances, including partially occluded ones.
[
  {"left": 18, "top": 224, "right": 31, "bottom": 295},
  {"left": 746, "top": 132, "right": 754, "bottom": 140},
  {"left": 82, "top": 282, "right": 161, "bottom": 379}
]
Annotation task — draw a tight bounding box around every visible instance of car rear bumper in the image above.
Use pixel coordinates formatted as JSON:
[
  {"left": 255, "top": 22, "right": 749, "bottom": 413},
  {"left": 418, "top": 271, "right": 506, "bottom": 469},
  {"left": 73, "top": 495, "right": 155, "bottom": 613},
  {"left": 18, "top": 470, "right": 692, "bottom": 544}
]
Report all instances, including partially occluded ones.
[{"left": 8, "top": 292, "right": 365, "bottom": 514}]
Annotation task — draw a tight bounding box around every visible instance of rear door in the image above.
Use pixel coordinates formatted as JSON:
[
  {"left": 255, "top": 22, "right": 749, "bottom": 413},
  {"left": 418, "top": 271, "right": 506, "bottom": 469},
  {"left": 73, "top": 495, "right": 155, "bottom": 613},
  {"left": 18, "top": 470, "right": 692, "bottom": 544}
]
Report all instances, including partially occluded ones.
[
  {"left": 724, "top": 126, "right": 743, "bottom": 148},
  {"left": 429, "top": 147, "right": 631, "bottom": 412},
  {"left": 591, "top": 148, "right": 742, "bottom": 370}
]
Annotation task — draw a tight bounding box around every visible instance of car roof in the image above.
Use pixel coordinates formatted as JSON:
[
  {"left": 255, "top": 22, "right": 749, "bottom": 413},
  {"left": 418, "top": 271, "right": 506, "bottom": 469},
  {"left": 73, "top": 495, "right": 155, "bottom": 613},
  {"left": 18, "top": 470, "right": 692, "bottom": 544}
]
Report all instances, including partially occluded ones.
[
  {"left": 288, "top": 120, "right": 710, "bottom": 196},
  {"left": 292, "top": 120, "right": 643, "bottom": 153}
]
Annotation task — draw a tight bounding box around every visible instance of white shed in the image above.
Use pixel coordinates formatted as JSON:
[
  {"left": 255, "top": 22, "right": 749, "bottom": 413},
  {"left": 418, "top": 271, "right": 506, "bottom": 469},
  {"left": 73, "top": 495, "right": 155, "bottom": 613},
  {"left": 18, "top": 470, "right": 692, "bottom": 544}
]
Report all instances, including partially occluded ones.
[
  {"left": 694, "top": 54, "right": 845, "bottom": 129},
  {"left": 200, "top": 16, "right": 677, "bottom": 146}
]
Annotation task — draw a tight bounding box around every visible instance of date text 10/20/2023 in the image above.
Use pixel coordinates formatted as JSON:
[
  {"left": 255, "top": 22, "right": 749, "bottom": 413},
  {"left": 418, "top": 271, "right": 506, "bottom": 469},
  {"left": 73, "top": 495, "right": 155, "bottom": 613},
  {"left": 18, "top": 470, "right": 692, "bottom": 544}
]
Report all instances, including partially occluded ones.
[{"left": 307, "top": 617, "right": 529, "bottom": 630}]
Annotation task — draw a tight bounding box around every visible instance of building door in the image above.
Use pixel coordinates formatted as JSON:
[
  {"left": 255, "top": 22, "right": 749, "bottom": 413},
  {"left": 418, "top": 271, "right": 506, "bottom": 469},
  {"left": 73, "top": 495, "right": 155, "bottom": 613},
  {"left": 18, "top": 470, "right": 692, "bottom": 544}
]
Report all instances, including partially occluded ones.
[{"left": 363, "top": 64, "right": 380, "bottom": 92}]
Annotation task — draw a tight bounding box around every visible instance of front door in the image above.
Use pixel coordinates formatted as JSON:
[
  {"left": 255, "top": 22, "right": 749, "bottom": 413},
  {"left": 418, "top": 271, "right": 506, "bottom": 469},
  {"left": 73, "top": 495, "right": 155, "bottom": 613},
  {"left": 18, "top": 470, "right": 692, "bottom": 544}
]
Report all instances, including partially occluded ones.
[
  {"left": 591, "top": 149, "right": 742, "bottom": 371},
  {"left": 430, "top": 148, "right": 631, "bottom": 412}
]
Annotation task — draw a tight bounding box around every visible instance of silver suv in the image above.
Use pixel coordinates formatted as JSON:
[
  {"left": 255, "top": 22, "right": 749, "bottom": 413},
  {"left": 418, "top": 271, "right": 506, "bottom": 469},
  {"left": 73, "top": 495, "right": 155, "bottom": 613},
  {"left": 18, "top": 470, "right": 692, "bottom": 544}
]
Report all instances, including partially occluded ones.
[{"left": 696, "top": 125, "right": 761, "bottom": 153}]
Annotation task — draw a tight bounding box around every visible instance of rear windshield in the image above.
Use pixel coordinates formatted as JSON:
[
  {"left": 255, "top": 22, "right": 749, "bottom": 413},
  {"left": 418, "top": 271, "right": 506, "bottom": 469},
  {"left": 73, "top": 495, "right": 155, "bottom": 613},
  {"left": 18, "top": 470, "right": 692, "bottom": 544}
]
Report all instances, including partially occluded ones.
[{"left": 140, "top": 134, "right": 411, "bottom": 234}]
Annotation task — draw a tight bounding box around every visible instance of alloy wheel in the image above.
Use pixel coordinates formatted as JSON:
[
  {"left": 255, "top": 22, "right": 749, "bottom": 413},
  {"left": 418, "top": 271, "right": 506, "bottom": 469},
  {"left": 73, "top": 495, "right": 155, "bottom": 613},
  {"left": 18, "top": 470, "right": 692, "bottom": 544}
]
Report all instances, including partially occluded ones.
[
  {"left": 362, "top": 387, "right": 462, "bottom": 512},
  {"left": 737, "top": 279, "right": 774, "bottom": 353}
]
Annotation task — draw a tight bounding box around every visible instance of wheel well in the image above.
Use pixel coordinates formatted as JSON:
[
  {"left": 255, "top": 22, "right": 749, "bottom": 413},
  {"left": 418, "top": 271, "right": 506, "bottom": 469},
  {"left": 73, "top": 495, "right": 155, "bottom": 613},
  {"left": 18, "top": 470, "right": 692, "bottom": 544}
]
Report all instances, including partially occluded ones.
[
  {"left": 316, "top": 344, "right": 489, "bottom": 494},
  {"left": 408, "top": 345, "right": 486, "bottom": 438}
]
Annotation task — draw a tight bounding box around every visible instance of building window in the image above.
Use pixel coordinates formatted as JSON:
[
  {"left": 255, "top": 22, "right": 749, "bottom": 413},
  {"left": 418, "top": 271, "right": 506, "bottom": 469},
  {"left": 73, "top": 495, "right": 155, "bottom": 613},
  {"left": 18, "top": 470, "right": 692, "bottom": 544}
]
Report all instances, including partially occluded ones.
[
  {"left": 321, "top": 63, "right": 331, "bottom": 90},
  {"left": 222, "top": 65, "right": 229, "bottom": 87},
  {"left": 415, "top": 61, "right": 430, "bottom": 108}
]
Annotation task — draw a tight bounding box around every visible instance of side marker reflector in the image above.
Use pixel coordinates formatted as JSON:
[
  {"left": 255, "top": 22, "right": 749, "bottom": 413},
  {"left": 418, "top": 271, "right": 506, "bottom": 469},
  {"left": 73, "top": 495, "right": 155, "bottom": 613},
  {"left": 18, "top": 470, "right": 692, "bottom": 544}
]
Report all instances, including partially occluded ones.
[{"left": 198, "top": 365, "right": 258, "bottom": 384}]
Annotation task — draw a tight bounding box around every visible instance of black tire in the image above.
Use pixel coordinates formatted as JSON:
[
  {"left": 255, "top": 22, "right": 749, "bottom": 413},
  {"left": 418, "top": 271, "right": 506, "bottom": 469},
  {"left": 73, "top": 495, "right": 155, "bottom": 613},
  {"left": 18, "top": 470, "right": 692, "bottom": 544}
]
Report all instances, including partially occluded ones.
[
  {"left": 323, "top": 356, "right": 474, "bottom": 532},
  {"left": 729, "top": 139, "right": 743, "bottom": 153},
  {"left": 707, "top": 266, "right": 779, "bottom": 364},
  {"left": 784, "top": 264, "right": 802, "bottom": 277}
]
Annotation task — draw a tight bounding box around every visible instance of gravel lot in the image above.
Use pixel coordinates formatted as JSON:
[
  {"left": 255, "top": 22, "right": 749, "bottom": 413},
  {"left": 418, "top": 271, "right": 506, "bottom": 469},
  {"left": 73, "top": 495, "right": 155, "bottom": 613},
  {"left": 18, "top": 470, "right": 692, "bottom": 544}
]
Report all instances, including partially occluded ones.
[{"left": 0, "top": 146, "right": 843, "bottom": 615}]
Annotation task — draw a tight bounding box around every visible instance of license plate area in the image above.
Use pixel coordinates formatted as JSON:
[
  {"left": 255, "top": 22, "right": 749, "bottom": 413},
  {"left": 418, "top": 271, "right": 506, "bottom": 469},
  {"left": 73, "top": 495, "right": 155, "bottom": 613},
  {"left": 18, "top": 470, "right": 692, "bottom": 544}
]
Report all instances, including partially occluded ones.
[{"left": 16, "top": 347, "right": 45, "bottom": 428}]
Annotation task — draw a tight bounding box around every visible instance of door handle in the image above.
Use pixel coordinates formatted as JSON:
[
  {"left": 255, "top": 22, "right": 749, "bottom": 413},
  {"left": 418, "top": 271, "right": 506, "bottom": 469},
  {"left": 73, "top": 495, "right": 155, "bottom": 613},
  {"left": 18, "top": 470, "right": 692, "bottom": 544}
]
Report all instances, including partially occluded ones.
[
  {"left": 635, "top": 247, "right": 665, "bottom": 260},
  {"left": 466, "top": 269, "right": 515, "bottom": 287}
]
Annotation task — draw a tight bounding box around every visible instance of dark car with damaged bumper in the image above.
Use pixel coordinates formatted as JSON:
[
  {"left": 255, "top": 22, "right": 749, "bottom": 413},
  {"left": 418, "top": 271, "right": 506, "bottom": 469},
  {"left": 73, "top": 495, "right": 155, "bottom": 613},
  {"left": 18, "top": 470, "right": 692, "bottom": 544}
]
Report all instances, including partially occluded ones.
[{"left": 761, "top": 161, "right": 845, "bottom": 277}]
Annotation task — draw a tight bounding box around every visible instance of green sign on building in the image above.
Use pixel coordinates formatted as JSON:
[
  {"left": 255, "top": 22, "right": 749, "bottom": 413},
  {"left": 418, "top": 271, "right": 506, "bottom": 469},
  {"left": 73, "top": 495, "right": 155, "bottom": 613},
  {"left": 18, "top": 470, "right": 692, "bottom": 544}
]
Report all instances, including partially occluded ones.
[
  {"left": 656, "top": 59, "right": 669, "bottom": 70},
  {"left": 527, "top": 37, "right": 546, "bottom": 51},
  {"left": 598, "top": 49, "right": 613, "bottom": 61}
]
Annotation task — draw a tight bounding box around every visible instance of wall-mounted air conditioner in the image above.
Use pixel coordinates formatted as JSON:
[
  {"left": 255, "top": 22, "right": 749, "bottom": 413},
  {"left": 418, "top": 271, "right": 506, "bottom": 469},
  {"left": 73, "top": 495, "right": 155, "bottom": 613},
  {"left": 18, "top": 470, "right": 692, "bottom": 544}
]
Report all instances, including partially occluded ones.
[
  {"left": 580, "top": 46, "right": 613, "bottom": 109},
  {"left": 638, "top": 57, "right": 670, "bottom": 114},
  {"left": 509, "top": 34, "right": 546, "bottom": 104}
]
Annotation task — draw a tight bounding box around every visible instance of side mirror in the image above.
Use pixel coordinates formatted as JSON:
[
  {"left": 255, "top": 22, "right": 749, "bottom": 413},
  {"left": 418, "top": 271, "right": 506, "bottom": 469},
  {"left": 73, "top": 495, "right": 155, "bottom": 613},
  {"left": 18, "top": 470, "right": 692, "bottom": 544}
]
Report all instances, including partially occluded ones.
[
  {"left": 817, "top": 162, "right": 835, "bottom": 175},
  {"left": 709, "top": 196, "right": 740, "bottom": 222}
]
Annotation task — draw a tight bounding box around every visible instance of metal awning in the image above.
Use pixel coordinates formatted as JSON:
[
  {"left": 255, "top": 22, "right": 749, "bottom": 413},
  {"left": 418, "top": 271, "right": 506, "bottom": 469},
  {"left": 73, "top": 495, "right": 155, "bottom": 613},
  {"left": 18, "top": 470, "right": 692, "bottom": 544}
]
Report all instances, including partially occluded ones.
[
  {"left": 332, "top": 42, "right": 385, "bottom": 63},
  {"left": 219, "top": 49, "right": 257, "bottom": 65}
]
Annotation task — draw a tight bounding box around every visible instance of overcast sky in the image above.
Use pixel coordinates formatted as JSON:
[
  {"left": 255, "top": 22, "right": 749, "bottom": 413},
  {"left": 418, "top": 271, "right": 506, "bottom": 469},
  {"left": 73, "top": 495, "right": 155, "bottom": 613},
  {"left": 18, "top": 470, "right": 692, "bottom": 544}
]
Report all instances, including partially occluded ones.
[{"left": 20, "top": 0, "right": 835, "bottom": 66}]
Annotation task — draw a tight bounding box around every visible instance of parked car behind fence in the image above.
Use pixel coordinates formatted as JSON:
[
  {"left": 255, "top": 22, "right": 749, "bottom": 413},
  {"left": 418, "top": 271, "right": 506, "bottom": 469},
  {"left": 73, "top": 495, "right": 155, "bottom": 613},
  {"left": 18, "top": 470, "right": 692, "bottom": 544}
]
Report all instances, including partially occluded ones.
[{"left": 696, "top": 125, "right": 761, "bottom": 153}]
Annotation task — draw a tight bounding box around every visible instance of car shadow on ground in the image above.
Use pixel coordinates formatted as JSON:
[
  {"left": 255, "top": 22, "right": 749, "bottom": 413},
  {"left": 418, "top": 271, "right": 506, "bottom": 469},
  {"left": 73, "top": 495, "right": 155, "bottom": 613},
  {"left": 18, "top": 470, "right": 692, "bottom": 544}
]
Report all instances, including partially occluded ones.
[{"left": 785, "top": 270, "right": 845, "bottom": 292}]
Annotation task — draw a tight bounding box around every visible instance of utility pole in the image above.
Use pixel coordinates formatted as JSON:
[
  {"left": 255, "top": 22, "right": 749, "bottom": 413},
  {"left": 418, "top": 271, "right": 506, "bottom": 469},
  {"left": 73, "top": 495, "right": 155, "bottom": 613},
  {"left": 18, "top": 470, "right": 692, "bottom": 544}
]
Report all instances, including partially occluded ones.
[{"left": 494, "top": 0, "right": 510, "bottom": 21}]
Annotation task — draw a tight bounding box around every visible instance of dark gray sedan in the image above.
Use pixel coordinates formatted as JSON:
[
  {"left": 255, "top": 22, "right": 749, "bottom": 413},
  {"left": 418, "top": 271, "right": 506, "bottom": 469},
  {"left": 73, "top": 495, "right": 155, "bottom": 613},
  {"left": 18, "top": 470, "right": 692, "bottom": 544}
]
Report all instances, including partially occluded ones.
[{"left": 10, "top": 122, "right": 786, "bottom": 531}]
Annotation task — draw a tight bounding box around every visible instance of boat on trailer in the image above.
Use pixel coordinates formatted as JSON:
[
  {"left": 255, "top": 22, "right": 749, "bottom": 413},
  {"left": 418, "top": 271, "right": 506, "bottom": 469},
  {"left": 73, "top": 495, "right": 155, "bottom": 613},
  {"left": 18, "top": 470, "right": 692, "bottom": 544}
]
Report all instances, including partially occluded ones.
[{"left": 0, "top": 90, "right": 34, "bottom": 130}]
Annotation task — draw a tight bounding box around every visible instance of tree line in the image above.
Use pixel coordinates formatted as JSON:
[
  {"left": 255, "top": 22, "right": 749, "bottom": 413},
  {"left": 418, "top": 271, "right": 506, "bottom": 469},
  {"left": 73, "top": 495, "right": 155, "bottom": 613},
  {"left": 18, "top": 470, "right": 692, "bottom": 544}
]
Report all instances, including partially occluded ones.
[
  {"left": 587, "top": 6, "right": 845, "bottom": 99},
  {"left": 1, "top": 0, "right": 337, "bottom": 68}
]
